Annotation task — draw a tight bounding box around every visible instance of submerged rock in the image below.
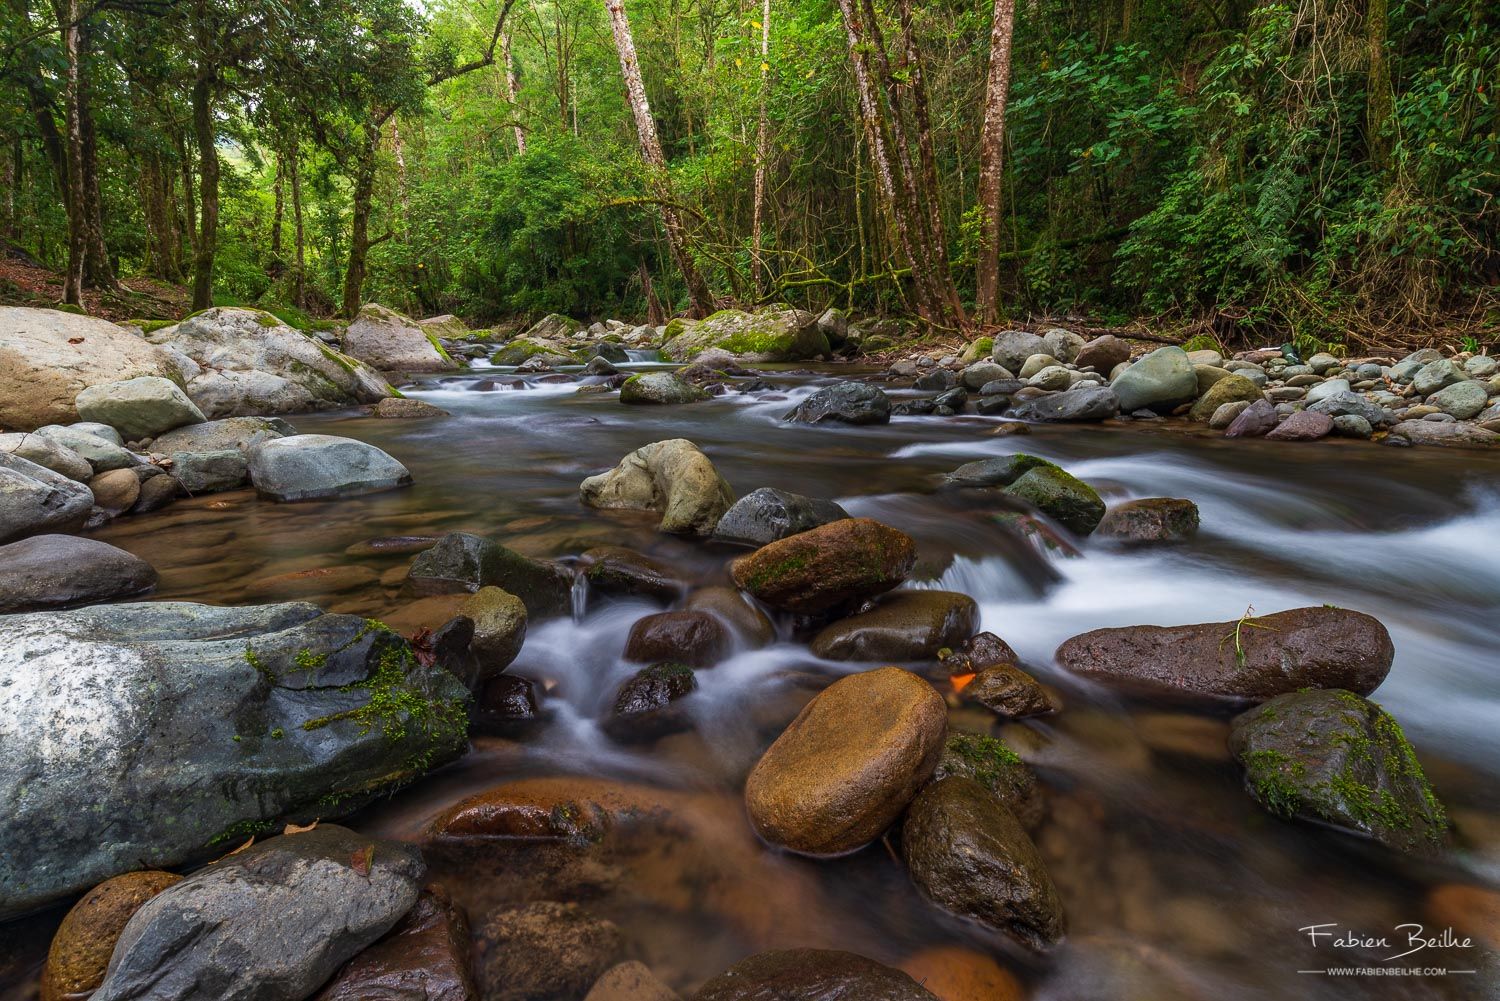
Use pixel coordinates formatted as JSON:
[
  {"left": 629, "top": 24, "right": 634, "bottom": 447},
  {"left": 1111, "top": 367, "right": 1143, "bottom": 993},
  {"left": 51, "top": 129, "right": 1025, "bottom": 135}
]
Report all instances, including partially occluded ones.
[
  {"left": 0, "top": 450, "right": 95, "bottom": 542},
  {"left": 579, "top": 546, "right": 685, "bottom": 603},
  {"left": 714, "top": 487, "right": 850, "bottom": 546},
  {"left": 40, "top": 871, "right": 182, "bottom": 1001},
  {"left": 1384, "top": 420, "right": 1500, "bottom": 449},
  {"left": 0, "top": 534, "right": 157, "bottom": 612},
  {"left": 248, "top": 434, "right": 412, "bottom": 502},
  {"left": 966, "top": 662, "right": 1058, "bottom": 719},
  {"left": 313, "top": 885, "right": 477, "bottom": 1001},
  {"left": 475, "top": 902, "right": 625, "bottom": 1001},
  {"left": 901, "top": 776, "right": 1065, "bottom": 951},
  {"left": 730, "top": 518, "right": 916, "bottom": 615},
  {"left": 694, "top": 949, "right": 939, "bottom": 1001},
  {"left": 92, "top": 827, "right": 425, "bottom": 1001},
  {"left": 1094, "top": 498, "right": 1200, "bottom": 544},
  {"left": 1055, "top": 605, "right": 1394, "bottom": 707},
  {"left": 783, "top": 382, "right": 892, "bottom": 425},
  {"left": 373, "top": 397, "right": 450, "bottom": 418},
  {"left": 1229, "top": 689, "right": 1449, "bottom": 855},
  {"left": 580, "top": 439, "right": 736, "bottom": 536},
  {"left": 605, "top": 662, "right": 698, "bottom": 742},
  {"left": 585, "top": 962, "right": 679, "bottom": 1001},
  {"left": 0, "top": 602, "right": 468, "bottom": 918},
  {"left": 745, "top": 667, "right": 947, "bottom": 856},
  {"left": 809, "top": 590, "right": 978, "bottom": 661}
]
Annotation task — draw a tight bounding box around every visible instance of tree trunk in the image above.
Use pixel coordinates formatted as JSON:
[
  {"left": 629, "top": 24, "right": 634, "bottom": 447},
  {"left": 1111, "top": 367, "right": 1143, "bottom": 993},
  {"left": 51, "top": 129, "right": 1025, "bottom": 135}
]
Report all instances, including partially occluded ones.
[
  {"left": 60, "top": 0, "right": 85, "bottom": 306},
  {"left": 341, "top": 125, "right": 379, "bottom": 318},
  {"left": 291, "top": 150, "right": 306, "bottom": 307},
  {"left": 76, "top": 20, "right": 116, "bottom": 290},
  {"left": 750, "top": 0, "right": 771, "bottom": 297},
  {"left": 177, "top": 130, "right": 195, "bottom": 278},
  {"left": 603, "top": 0, "right": 715, "bottom": 318},
  {"left": 1365, "top": 0, "right": 1392, "bottom": 172},
  {"left": 504, "top": 30, "right": 526, "bottom": 154},
  {"left": 271, "top": 152, "right": 284, "bottom": 256},
  {"left": 190, "top": 10, "right": 219, "bottom": 313},
  {"left": 976, "top": 0, "right": 1017, "bottom": 325}
]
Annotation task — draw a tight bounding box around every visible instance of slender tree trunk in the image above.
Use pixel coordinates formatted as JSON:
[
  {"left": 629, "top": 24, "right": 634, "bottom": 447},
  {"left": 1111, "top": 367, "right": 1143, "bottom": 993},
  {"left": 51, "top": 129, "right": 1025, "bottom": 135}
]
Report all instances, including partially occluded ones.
[
  {"left": 1, "top": 140, "right": 14, "bottom": 242},
  {"left": 76, "top": 21, "right": 115, "bottom": 290},
  {"left": 1365, "top": 0, "right": 1392, "bottom": 172},
  {"left": 603, "top": 0, "right": 714, "bottom": 317},
  {"left": 60, "top": 0, "right": 85, "bottom": 306},
  {"left": 341, "top": 125, "right": 379, "bottom": 318},
  {"left": 290, "top": 150, "right": 306, "bottom": 306},
  {"left": 190, "top": 8, "right": 219, "bottom": 312},
  {"left": 750, "top": 0, "right": 771, "bottom": 297},
  {"left": 504, "top": 30, "right": 526, "bottom": 154},
  {"left": 178, "top": 130, "right": 195, "bottom": 279},
  {"left": 976, "top": 0, "right": 1016, "bottom": 325},
  {"left": 271, "top": 152, "right": 284, "bottom": 256}
]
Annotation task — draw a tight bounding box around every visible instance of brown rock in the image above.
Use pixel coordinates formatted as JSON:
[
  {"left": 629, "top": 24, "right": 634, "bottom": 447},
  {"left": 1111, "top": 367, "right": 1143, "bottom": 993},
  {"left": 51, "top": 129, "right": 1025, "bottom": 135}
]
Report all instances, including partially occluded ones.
[
  {"left": 1188, "top": 374, "right": 1262, "bottom": 422},
  {"left": 809, "top": 591, "right": 978, "bottom": 661},
  {"left": 315, "top": 886, "right": 476, "bottom": 1001},
  {"left": 1264, "top": 410, "right": 1333, "bottom": 441},
  {"left": 584, "top": 961, "right": 680, "bottom": 1001},
  {"left": 384, "top": 595, "right": 468, "bottom": 636},
  {"left": 684, "top": 586, "right": 775, "bottom": 648},
  {"left": 1056, "top": 606, "right": 1394, "bottom": 707},
  {"left": 932, "top": 733, "right": 1043, "bottom": 830},
  {"left": 967, "top": 663, "right": 1058, "bottom": 719},
  {"left": 88, "top": 468, "right": 141, "bottom": 515},
  {"left": 745, "top": 667, "right": 947, "bottom": 855},
  {"left": 461, "top": 586, "right": 528, "bottom": 675},
  {"left": 624, "top": 611, "right": 730, "bottom": 667},
  {"left": 580, "top": 546, "right": 685, "bottom": 603},
  {"left": 41, "top": 870, "right": 182, "bottom": 1001},
  {"left": 899, "top": 947, "right": 1025, "bottom": 1001},
  {"left": 373, "top": 397, "right": 449, "bottom": 418},
  {"left": 695, "top": 950, "right": 939, "bottom": 1001},
  {"left": 940, "top": 631, "right": 1020, "bottom": 675},
  {"left": 1425, "top": 884, "right": 1500, "bottom": 952},
  {"left": 1094, "top": 498, "right": 1200, "bottom": 544},
  {"left": 474, "top": 902, "right": 625, "bottom": 1001},
  {"left": 1074, "top": 334, "right": 1130, "bottom": 374},
  {"left": 729, "top": 518, "right": 916, "bottom": 615}
]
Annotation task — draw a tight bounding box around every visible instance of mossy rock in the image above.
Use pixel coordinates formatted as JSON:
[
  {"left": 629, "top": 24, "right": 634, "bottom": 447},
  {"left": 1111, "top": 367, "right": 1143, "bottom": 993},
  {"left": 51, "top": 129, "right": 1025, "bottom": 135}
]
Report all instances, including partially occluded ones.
[
  {"left": 1004, "top": 465, "right": 1105, "bottom": 536},
  {"left": 960, "top": 337, "right": 995, "bottom": 363},
  {"left": 932, "top": 732, "right": 1042, "bottom": 830},
  {"left": 490, "top": 338, "right": 575, "bottom": 367},
  {"left": 1229, "top": 689, "right": 1449, "bottom": 856},
  {"left": 661, "top": 308, "right": 829, "bottom": 362}
]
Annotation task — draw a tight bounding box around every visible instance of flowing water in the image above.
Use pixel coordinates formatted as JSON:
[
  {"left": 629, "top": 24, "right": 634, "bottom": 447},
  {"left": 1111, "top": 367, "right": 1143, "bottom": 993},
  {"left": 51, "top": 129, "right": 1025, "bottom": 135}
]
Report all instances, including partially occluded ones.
[{"left": 6, "top": 361, "right": 1500, "bottom": 999}]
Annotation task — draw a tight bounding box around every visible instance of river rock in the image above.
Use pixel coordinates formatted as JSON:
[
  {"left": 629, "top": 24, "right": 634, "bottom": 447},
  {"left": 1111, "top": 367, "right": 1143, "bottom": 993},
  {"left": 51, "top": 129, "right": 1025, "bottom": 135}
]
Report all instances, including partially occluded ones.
[
  {"left": 1264, "top": 410, "right": 1333, "bottom": 441},
  {"left": 1332, "top": 414, "right": 1373, "bottom": 439},
  {"left": 620, "top": 371, "right": 711, "bottom": 405},
  {"left": 0, "top": 602, "right": 468, "bottom": 918},
  {"left": 248, "top": 434, "right": 412, "bottom": 502},
  {"left": 1095, "top": 498, "right": 1200, "bottom": 544},
  {"left": 1055, "top": 605, "right": 1394, "bottom": 707},
  {"left": 1042, "top": 328, "right": 1086, "bottom": 363},
  {"left": 472, "top": 675, "right": 541, "bottom": 734},
  {"left": 715, "top": 487, "right": 850, "bottom": 546},
  {"left": 901, "top": 776, "right": 1064, "bottom": 951},
  {"left": 34, "top": 424, "right": 140, "bottom": 470},
  {"left": 1383, "top": 420, "right": 1500, "bottom": 449},
  {"left": 585, "top": 961, "right": 679, "bottom": 1001},
  {"left": 966, "top": 663, "right": 1058, "bottom": 719},
  {"left": 40, "top": 871, "right": 183, "bottom": 1001},
  {"left": 0, "top": 432, "right": 92, "bottom": 481},
  {"left": 1188, "top": 375, "right": 1262, "bottom": 422},
  {"left": 729, "top": 518, "right": 916, "bottom": 615},
  {"left": 475, "top": 902, "right": 625, "bottom": 1001},
  {"left": 898, "top": 947, "right": 1024, "bottom": 1001},
  {"left": 1074, "top": 335, "right": 1130, "bottom": 373},
  {"left": 1223, "top": 398, "right": 1279, "bottom": 438},
  {"left": 624, "top": 611, "right": 730, "bottom": 667},
  {"left": 695, "top": 950, "right": 939, "bottom": 1001},
  {"left": 343, "top": 303, "right": 460, "bottom": 372},
  {"left": 1007, "top": 384, "right": 1119, "bottom": 422},
  {"left": 684, "top": 587, "right": 775, "bottom": 648},
  {"left": 961, "top": 361, "right": 1013, "bottom": 390},
  {"left": 170, "top": 448, "right": 249, "bottom": 493},
  {"left": 745, "top": 667, "right": 946, "bottom": 855},
  {"left": 660, "top": 308, "right": 829, "bottom": 362},
  {"left": 1428, "top": 380, "right": 1488, "bottom": 420},
  {"left": 990, "top": 330, "right": 1047, "bottom": 372},
  {"left": 606, "top": 662, "right": 698, "bottom": 742},
  {"left": 810, "top": 591, "right": 978, "bottom": 661},
  {"left": 92, "top": 826, "right": 425, "bottom": 1001},
  {"left": 1111, "top": 347, "right": 1198, "bottom": 413},
  {"left": 1229, "top": 690, "right": 1449, "bottom": 855},
  {"left": 580, "top": 439, "right": 735, "bottom": 536},
  {"left": 151, "top": 416, "right": 295, "bottom": 453},
  {"left": 313, "top": 886, "right": 476, "bottom": 1001},
  {"left": 491, "top": 338, "right": 574, "bottom": 367},
  {"left": 74, "top": 376, "right": 205, "bottom": 440},
  {"left": 784, "top": 382, "right": 892, "bottom": 425},
  {"left": 943, "top": 453, "right": 1052, "bottom": 488},
  {"left": 148, "top": 308, "right": 393, "bottom": 417},
  {"left": 374, "top": 397, "right": 450, "bottom": 418},
  {"left": 1411, "top": 358, "right": 1465, "bottom": 396},
  {"left": 932, "top": 733, "right": 1042, "bottom": 830},
  {"left": 1306, "top": 391, "right": 1390, "bottom": 427},
  {"left": 405, "top": 532, "right": 571, "bottom": 618},
  {"left": 0, "top": 450, "right": 94, "bottom": 542},
  {"left": 461, "top": 586, "right": 528, "bottom": 676},
  {"left": 1005, "top": 464, "right": 1105, "bottom": 536},
  {"left": 0, "top": 307, "right": 184, "bottom": 430},
  {"left": 88, "top": 467, "right": 140, "bottom": 515},
  {"left": 0, "top": 535, "right": 157, "bottom": 612},
  {"left": 579, "top": 546, "right": 685, "bottom": 603}
]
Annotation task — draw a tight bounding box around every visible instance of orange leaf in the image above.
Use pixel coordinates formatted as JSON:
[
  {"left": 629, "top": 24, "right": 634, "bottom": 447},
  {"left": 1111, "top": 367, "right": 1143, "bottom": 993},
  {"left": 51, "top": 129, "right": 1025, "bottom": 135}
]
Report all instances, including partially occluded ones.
[
  {"left": 351, "top": 844, "right": 374, "bottom": 877},
  {"left": 283, "top": 820, "right": 318, "bottom": 835}
]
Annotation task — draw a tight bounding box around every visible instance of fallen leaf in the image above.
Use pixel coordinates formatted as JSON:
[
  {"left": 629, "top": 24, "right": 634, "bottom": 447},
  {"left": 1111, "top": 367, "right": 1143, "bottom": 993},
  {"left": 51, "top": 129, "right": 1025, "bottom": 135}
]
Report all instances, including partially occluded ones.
[
  {"left": 67, "top": 337, "right": 85, "bottom": 344},
  {"left": 283, "top": 820, "right": 318, "bottom": 835},
  {"left": 351, "top": 843, "right": 374, "bottom": 877}
]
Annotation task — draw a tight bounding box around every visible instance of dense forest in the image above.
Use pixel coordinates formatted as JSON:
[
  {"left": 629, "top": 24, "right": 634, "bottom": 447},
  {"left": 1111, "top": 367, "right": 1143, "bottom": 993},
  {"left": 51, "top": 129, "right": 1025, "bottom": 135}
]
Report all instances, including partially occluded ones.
[{"left": 2, "top": 0, "right": 1496, "bottom": 350}]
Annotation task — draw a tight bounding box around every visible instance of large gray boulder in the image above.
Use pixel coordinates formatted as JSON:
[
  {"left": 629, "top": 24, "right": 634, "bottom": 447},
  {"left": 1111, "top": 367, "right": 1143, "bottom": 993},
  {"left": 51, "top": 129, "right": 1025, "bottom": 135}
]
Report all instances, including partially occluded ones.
[
  {"left": 148, "top": 308, "right": 393, "bottom": 418},
  {"left": 783, "top": 382, "right": 891, "bottom": 425},
  {"left": 1384, "top": 420, "right": 1500, "bottom": 449},
  {"left": 1007, "top": 384, "right": 1119, "bottom": 422},
  {"left": 0, "top": 451, "right": 94, "bottom": 543},
  {"left": 248, "top": 434, "right": 412, "bottom": 502},
  {"left": 152, "top": 416, "right": 295, "bottom": 454},
  {"left": 714, "top": 487, "right": 849, "bottom": 546},
  {"left": 990, "top": 330, "right": 1047, "bottom": 373},
  {"left": 0, "top": 602, "right": 468, "bottom": 918},
  {"left": 342, "top": 303, "right": 461, "bottom": 373},
  {"left": 75, "top": 376, "right": 205, "bottom": 440},
  {"left": 0, "top": 431, "right": 92, "bottom": 481},
  {"left": 619, "top": 371, "right": 709, "bottom": 405},
  {"left": 1111, "top": 346, "right": 1198, "bottom": 413},
  {"left": 32, "top": 424, "right": 141, "bottom": 471},
  {"left": 92, "top": 826, "right": 425, "bottom": 1001},
  {"left": 0, "top": 535, "right": 156, "bottom": 612},
  {"left": 0, "top": 307, "right": 183, "bottom": 431},
  {"left": 660, "top": 308, "right": 829, "bottom": 362}
]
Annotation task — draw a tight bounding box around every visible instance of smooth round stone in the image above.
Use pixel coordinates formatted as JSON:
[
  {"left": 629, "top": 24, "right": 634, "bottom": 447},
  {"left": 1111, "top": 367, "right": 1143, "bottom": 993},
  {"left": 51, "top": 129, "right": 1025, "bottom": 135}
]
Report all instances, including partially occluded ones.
[
  {"left": 1026, "top": 365, "right": 1072, "bottom": 391},
  {"left": 1304, "top": 378, "right": 1350, "bottom": 404},
  {"left": 41, "top": 871, "right": 182, "bottom": 1001},
  {"left": 1210, "top": 400, "right": 1252, "bottom": 429},
  {"left": 1017, "top": 354, "right": 1061, "bottom": 380},
  {"left": 1356, "top": 363, "right": 1385, "bottom": 380},
  {"left": 1331, "top": 414, "right": 1373, "bottom": 439},
  {"left": 696, "top": 950, "right": 939, "bottom": 1001},
  {"left": 1464, "top": 355, "right": 1498, "bottom": 378},
  {"left": 475, "top": 903, "right": 625, "bottom": 1001},
  {"left": 809, "top": 591, "right": 979, "bottom": 661},
  {"left": 1095, "top": 498, "right": 1200, "bottom": 544},
  {"left": 1428, "top": 380, "right": 1488, "bottom": 419},
  {"left": 87, "top": 468, "right": 140, "bottom": 515},
  {"left": 623, "top": 611, "right": 730, "bottom": 667},
  {"left": 0, "top": 535, "right": 158, "bottom": 613}
]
